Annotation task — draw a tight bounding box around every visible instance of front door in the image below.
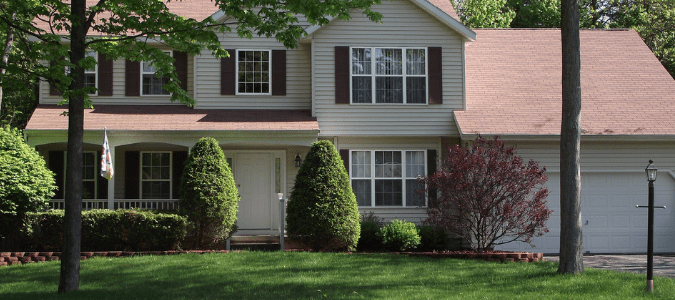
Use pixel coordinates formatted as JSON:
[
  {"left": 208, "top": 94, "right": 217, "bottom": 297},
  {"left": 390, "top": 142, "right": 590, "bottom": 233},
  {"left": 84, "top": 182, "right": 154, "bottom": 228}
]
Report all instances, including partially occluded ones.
[{"left": 234, "top": 153, "right": 272, "bottom": 230}]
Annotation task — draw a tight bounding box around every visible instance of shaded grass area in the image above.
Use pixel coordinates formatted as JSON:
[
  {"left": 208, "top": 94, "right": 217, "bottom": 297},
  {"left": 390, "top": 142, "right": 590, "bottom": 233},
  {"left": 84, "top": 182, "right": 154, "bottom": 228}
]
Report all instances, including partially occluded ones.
[{"left": 1, "top": 252, "right": 674, "bottom": 299}]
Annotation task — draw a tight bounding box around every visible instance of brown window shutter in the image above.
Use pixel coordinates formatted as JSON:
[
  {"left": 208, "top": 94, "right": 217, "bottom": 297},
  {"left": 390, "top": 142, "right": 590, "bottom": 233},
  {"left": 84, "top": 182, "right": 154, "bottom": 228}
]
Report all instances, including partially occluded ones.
[
  {"left": 125, "top": 151, "right": 140, "bottom": 199},
  {"left": 428, "top": 47, "right": 442, "bottom": 104},
  {"left": 339, "top": 149, "right": 350, "bottom": 175},
  {"left": 48, "top": 151, "right": 65, "bottom": 199},
  {"left": 427, "top": 149, "right": 438, "bottom": 207},
  {"left": 96, "top": 150, "right": 109, "bottom": 199},
  {"left": 98, "top": 53, "right": 113, "bottom": 96},
  {"left": 173, "top": 51, "right": 188, "bottom": 91},
  {"left": 272, "top": 50, "right": 286, "bottom": 96},
  {"left": 172, "top": 151, "right": 188, "bottom": 200},
  {"left": 49, "top": 60, "right": 63, "bottom": 96},
  {"left": 335, "top": 46, "right": 350, "bottom": 104},
  {"left": 220, "top": 49, "right": 236, "bottom": 95},
  {"left": 125, "top": 59, "right": 140, "bottom": 96}
]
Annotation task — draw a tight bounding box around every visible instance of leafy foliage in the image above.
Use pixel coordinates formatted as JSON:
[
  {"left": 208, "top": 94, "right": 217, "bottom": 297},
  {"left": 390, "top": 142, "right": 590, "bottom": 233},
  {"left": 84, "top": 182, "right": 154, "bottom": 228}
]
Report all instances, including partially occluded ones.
[
  {"left": 179, "top": 137, "right": 239, "bottom": 249},
  {"left": 452, "top": 0, "right": 516, "bottom": 28},
  {"left": 423, "top": 135, "right": 552, "bottom": 252},
  {"left": 21, "top": 209, "right": 188, "bottom": 251},
  {"left": 0, "top": 126, "right": 55, "bottom": 217},
  {"left": 416, "top": 225, "right": 449, "bottom": 252},
  {"left": 357, "top": 212, "right": 385, "bottom": 252},
  {"left": 377, "top": 219, "right": 421, "bottom": 252},
  {"left": 286, "top": 140, "right": 360, "bottom": 252}
]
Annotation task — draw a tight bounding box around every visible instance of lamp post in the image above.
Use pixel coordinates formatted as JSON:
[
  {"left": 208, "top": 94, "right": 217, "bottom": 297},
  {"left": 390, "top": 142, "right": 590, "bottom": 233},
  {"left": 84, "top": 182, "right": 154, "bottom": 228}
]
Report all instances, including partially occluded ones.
[{"left": 645, "top": 160, "right": 657, "bottom": 292}]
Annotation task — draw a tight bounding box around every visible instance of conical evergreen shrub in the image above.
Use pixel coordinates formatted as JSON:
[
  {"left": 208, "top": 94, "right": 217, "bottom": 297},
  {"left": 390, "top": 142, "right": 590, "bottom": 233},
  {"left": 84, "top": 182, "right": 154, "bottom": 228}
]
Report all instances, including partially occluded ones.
[
  {"left": 179, "top": 137, "right": 239, "bottom": 248},
  {"left": 286, "top": 140, "right": 360, "bottom": 251}
]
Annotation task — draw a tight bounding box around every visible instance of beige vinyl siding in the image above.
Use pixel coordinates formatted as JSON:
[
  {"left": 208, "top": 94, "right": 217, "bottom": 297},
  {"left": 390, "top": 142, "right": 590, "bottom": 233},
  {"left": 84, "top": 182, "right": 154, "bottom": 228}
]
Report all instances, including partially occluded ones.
[
  {"left": 507, "top": 140, "right": 675, "bottom": 172},
  {"left": 40, "top": 52, "right": 194, "bottom": 105},
  {"left": 312, "top": 0, "right": 465, "bottom": 137},
  {"left": 193, "top": 38, "right": 312, "bottom": 110}
]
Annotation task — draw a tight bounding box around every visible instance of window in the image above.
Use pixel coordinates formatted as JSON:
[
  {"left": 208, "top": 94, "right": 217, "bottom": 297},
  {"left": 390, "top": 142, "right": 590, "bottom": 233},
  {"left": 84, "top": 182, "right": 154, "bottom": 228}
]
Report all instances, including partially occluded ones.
[
  {"left": 141, "top": 152, "right": 171, "bottom": 199},
  {"left": 141, "top": 51, "right": 171, "bottom": 95},
  {"left": 351, "top": 47, "right": 427, "bottom": 104},
  {"left": 65, "top": 50, "right": 97, "bottom": 95},
  {"left": 350, "top": 150, "right": 426, "bottom": 207},
  {"left": 237, "top": 50, "right": 270, "bottom": 94}
]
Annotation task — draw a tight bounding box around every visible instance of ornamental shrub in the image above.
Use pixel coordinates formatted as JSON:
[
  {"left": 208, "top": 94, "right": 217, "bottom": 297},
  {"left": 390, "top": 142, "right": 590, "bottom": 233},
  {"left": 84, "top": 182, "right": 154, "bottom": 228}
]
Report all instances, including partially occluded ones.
[
  {"left": 179, "top": 137, "right": 239, "bottom": 249},
  {"left": 423, "top": 135, "right": 552, "bottom": 252},
  {"left": 357, "top": 212, "right": 384, "bottom": 252},
  {"left": 378, "top": 219, "right": 421, "bottom": 252},
  {"left": 416, "top": 225, "right": 448, "bottom": 252},
  {"left": 0, "top": 126, "right": 56, "bottom": 240},
  {"left": 286, "top": 140, "right": 360, "bottom": 251},
  {"left": 21, "top": 209, "right": 188, "bottom": 251}
]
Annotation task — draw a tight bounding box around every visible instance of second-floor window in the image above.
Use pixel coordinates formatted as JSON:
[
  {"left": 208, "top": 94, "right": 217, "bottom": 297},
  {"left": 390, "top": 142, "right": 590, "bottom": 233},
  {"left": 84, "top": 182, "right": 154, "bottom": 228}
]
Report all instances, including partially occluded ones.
[
  {"left": 65, "top": 50, "right": 98, "bottom": 95},
  {"left": 237, "top": 50, "right": 271, "bottom": 95},
  {"left": 141, "top": 51, "right": 171, "bottom": 95},
  {"left": 351, "top": 47, "right": 427, "bottom": 104}
]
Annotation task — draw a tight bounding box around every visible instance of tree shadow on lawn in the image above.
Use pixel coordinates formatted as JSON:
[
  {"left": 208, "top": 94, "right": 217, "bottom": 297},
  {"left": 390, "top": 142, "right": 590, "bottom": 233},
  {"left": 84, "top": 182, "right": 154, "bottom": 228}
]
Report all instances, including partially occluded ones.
[{"left": 2, "top": 253, "right": 672, "bottom": 300}]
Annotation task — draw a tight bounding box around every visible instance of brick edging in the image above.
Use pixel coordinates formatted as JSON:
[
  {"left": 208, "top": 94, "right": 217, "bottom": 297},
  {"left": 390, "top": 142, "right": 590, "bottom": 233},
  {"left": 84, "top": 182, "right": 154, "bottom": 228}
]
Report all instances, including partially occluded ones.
[
  {"left": 0, "top": 250, "right": 231, "bottom": 267},
  {"left": 408, "top": 251, "right": 544, "bottom": 262}
]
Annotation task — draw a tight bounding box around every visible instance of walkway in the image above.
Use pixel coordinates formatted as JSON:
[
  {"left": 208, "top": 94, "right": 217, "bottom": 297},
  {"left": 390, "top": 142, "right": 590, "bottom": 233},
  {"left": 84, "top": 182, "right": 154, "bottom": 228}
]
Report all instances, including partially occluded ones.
[{"left": 545, "top": 255, "right": 675, "bottom": 278}]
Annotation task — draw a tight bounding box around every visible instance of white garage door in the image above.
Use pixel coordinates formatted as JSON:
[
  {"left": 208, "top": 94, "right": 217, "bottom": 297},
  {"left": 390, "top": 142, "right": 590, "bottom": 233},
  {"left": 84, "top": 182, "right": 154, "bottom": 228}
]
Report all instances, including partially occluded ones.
[{"left": 496, "top": 172, "right": 675, "bottom": 254}]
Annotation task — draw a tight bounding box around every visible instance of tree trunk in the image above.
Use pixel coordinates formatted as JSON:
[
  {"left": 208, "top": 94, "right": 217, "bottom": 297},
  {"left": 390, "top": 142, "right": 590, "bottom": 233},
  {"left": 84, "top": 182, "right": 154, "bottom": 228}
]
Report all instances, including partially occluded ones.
[
  {"left": 0, "top": 13, "right": 15, "bottom": 115},
  {"left": 58, "top": 0, "right": 86, "bottom": 293},
  {"left": 558, "top": 0, "right": 584, "bottom": 274}
]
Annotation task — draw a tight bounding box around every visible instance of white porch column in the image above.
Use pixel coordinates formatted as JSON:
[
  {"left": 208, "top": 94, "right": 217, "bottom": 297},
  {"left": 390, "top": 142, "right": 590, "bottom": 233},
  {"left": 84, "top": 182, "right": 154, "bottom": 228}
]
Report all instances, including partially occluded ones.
[{"left": 107, "top": 145, "right": 116, "bottom": 209}]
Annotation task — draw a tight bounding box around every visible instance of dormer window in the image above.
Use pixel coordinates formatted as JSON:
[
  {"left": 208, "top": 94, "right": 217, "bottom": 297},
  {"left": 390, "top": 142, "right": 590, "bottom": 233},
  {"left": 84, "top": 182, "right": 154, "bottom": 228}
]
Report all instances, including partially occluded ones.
[{"left": 351, "top": 47, "right": 427, "bottom": 104}]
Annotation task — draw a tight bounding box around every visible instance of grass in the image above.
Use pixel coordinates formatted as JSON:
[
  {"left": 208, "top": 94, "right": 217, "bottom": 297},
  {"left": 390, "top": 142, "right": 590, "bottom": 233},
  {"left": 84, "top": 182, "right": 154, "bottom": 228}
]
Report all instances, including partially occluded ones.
[{"left": 1, "top": 252, "right": 674, "bottom": 300}]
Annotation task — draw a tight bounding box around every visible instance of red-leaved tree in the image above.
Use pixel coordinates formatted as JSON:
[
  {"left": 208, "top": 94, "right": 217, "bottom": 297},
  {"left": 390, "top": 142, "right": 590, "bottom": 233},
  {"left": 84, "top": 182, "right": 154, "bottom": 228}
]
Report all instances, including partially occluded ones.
[{"left": 423, "top": 135, "right": 552, "bottom": 252}]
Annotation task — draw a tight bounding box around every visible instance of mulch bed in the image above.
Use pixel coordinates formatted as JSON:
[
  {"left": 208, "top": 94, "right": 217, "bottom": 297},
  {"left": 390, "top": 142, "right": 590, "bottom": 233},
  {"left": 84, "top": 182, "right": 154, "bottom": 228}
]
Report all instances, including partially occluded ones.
[{"left": 0, "top": 250, "right": 544, "bottom": 267}]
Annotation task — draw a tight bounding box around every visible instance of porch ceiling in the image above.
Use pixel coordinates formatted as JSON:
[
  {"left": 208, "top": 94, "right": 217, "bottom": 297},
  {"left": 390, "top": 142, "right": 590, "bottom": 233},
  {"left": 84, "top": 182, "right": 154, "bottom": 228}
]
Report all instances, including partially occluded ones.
[{"left": 26, "top": 105, "right": 319, "bottom": 132}]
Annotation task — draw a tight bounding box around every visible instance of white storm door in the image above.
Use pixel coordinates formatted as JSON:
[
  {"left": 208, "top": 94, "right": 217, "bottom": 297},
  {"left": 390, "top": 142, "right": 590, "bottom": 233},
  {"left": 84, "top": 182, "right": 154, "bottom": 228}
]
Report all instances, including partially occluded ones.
[{"left": 235, "top": 153, "right": 273, "bottom": 230}]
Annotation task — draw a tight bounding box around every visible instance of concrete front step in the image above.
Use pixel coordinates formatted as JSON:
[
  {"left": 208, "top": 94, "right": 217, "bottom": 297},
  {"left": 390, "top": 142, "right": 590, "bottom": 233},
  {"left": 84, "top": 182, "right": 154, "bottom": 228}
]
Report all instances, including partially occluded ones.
[{"left": 230, "top": 235, "right": 280, "bottom": 245}]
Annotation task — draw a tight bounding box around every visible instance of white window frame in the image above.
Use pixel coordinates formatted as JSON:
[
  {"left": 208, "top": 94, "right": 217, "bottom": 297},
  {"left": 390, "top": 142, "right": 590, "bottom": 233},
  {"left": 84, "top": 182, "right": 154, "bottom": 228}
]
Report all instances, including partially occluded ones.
[
  {"left": 140, "top": 50, "right": 172, "bottom": 96},
  {"left": 349, "top": 150, "right": 427, "bottom": 208},
  {"left": 61, "top": 151, "right": 98, "bottom": 200},
  {"left": 235, "top": 49, "right": 272, "bottom": 95},
  {"left": 65, "top": 50, "right": 98, "bottom": 95},
  {"left": 349, "top": 47, "right": 428, "bottom": 105},
  {"left": 139, "top": 151, "right": 172, "bottom": 199}
]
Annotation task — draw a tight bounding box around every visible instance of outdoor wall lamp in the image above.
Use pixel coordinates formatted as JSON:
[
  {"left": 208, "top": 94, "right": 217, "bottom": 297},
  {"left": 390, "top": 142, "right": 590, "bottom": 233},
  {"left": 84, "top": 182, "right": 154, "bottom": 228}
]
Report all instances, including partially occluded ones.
[{"left": 294, "top": 154, "right": 302, "bottom": 167}]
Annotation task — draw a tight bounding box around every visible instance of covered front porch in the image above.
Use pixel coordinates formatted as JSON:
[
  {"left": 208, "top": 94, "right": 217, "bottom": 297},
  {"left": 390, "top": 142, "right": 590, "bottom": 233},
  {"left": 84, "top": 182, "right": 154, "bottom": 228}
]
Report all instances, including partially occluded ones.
[{"left": 24, "top": 105, "right": 320, "bottom": 236}]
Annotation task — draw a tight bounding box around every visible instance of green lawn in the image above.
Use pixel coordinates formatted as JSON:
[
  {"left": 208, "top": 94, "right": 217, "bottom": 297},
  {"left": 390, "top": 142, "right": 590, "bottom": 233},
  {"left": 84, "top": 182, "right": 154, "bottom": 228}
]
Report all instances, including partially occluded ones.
[{"left": 1, "top": 252, "right": 674, "bottom": 299}]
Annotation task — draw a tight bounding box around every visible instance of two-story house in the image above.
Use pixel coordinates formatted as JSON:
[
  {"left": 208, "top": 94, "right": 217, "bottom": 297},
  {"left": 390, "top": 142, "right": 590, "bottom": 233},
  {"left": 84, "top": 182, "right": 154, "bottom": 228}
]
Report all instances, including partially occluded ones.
[{"left": 24, "top": 0, "right": 675, "bottom": 254}]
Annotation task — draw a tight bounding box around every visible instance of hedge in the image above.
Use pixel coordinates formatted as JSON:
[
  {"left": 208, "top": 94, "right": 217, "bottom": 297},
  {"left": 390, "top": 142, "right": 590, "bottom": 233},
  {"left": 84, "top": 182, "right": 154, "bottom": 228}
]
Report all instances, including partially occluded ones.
[{"left": 21, "top": 209, "right": 188, "bottom": 251}]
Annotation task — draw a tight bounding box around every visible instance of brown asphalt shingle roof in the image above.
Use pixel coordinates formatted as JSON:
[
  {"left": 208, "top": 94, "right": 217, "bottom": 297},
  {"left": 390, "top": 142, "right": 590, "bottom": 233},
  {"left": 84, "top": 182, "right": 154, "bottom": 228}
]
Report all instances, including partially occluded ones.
[
  {"left": 455, "top": 29, "right": 675, "bottom": 136},
  {"left": 428, "top": 0, "right": 460, "bottom": 20},
  {"left": 25, "top": 105, "right": 319, "bottom": 132}
]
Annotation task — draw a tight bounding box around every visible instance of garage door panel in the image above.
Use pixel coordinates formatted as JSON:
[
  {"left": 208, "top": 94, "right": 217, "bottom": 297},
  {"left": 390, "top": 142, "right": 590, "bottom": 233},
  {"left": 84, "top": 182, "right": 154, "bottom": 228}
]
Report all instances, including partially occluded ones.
[{"left": 497, "top": 172, "right": 675, "bottom": 254}]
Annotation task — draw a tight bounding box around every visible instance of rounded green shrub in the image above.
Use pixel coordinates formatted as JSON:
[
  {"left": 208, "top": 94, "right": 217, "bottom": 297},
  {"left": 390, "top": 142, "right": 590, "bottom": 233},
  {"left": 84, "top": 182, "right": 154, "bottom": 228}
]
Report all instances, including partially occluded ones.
[
  {"left": 357, "top": 212, "right": 384, "bottom": 252},
  {"left": 179, "top": 137, "right": 239, "bottom": 249},
  {"left": 416, "top": 225, "right": 448, "bottom": 252},
  {"left": 286, "top": 140, "right": 360, "bottom": 251},
  {"left": 0, "top": 126, "right": 56, "bottom": 239},
  {"left": 378, "top": 219, "right": 421, "bottom": 252}
]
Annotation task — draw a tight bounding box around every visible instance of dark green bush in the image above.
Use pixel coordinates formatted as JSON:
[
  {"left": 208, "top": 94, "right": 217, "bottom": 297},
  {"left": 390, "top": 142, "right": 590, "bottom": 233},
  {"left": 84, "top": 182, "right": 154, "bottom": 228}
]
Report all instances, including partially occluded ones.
[
  {"left": 179, "top": 137, "right": 239, "bottom": 249},
  {"left": 286, "top": 140, "right": 360, "bottom": 251},
  {"left": 357, "top": 212, "right": 384, "bottom": 252},
  {"left": 416, "top": 225, "right": 448, "bottom": 252},
  {"left": 21, "top": 209, "right": 188, "bottom": 251},
  {"left": 0, "top": 126, "right": 56, "bottom": 239},
  {"left": 378, "top": 219, "right": 421, "bottom": 252}
]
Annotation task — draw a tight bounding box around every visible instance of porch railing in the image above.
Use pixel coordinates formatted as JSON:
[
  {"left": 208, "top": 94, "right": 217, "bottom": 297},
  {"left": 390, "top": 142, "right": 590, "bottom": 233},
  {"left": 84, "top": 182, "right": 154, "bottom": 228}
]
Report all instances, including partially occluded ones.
[{"left": 49, "top": 199, "right": 179, "bottom": 211}]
